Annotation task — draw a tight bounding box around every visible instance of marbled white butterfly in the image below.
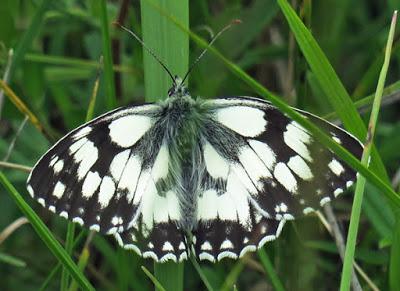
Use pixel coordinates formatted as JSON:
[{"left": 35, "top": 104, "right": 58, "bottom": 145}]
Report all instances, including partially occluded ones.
[{"left": 26, "top": 24, "right": 363, "bottom": 263}]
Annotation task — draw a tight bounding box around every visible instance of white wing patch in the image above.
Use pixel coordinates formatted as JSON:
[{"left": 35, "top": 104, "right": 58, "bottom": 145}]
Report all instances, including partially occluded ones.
[
  {"left": 197, "top": 189, "right": 218, "bottom": 220},
  {"left": 98, "top": 176, "right": 116, "bottom": 208},
  {"left": 238, "top": 147, "right": 272, "bottom": 185},
  {"left": 73, "top": 141, "right": 99, "bottom": 180},
  {"left": 283, "top": 121, "right": 312, "bottom": 162},
  {"left": 82, "top": 171, "right": 102, "bottom": 198},
  {"left": 73, "top": 126, "right": 92, "bottom": 140},
  {"left": 198, "top": 164, "right": 251, "bottom": 227},
  {"left": 203, "top": 141, "right": 230, "bottom": 179},
  {"left": 287, "top": 155, "right": 313, "bottom": 180},
  {"left": 151, "top": 144, "right": 169, "bottom": 180},
  {"left": 328, "top": 159, "right": 345, "bottom": 176},
  {"left": 110, "top": 150, "right": 131, "bottom": 180},
  {"left": 141, "top": 184, "right": 180, "bottom": 226},
  {"left": 119, "top": 154, "right": 141, "bottom": 202},
  {"left": 273, "top": 162, "right": 298, "bottom": 193},
  {"left": 108, "top": 115, "right": 153, "bottom": 147},
  {"left": 53, "top": 181, "right": 65, "bottom": 199},
  {"left": 53, "top": 159, "right": 64, "bottom": 173},
  {"left": 248, "top": 139, "right": 276, "bottom": 170},
  {"left": 226, "top": 170, "right": 251, "bottom": 227},
  {"left": 214, "top": 106, "right": 266, "bottom": 137},
  {"left": 133, "top": 144, "right": 181, "bottom": 233}
]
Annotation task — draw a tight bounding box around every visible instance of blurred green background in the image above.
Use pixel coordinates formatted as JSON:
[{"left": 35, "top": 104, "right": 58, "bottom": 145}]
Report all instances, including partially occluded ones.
[{"left": 0, "top": 0, "right": 399, "bottom": 290}]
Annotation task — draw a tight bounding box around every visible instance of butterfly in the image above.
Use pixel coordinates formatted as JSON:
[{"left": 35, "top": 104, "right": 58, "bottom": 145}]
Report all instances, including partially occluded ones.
[{"left": 26, "top": 74, "right": 363, "bottom": 263}]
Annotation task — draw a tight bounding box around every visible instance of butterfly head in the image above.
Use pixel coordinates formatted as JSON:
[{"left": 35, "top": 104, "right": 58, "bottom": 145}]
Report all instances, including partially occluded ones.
[{"left": 168, "top": 76, "right": 189, "bottom": 98}]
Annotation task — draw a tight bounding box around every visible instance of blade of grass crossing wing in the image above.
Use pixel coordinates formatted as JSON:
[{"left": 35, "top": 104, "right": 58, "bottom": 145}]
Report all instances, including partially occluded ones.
[
  {"left": 140, "top": 0, "right": 188, "bottom": 290},
  {"left": 276, "top": 0, "right": 362, "bottom": 133},
  {"left": 276, "top": 0, "right": 390, "bottom": 183},
  {"left": 339, "top": 11, "right": 397, "bottom": 291},
  {"left": 0, "top": 172, "right": 94, "bottom": 291}
]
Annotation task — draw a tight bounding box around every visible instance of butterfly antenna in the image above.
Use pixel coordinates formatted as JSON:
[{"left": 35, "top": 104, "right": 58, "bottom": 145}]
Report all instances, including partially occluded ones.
[
  {"left": 113, "top": 22, "right": 175, "bottom": 83},
  {"left": 181, "top": 19, "right": 242, "bottom": 84}
]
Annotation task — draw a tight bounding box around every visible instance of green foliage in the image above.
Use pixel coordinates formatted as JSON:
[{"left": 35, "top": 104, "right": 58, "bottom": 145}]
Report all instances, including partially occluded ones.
[{"left": 0, "top": 1, "right": 399, "bottom": 290}]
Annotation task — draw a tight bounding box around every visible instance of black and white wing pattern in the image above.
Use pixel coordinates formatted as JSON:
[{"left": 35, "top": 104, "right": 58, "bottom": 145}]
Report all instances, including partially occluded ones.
[
  {"left": 193, "top": 96, "right": 363, "bottom": 262},
  {"left": 27, "top": 91, "right": 363, "bottom": 263},
  {"left": 27, "top": 103, "right": 188, "bottom": 262}
]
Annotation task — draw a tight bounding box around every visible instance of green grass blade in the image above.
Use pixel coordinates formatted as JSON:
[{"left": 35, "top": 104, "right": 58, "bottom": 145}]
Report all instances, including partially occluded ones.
[
  {"left": 7, "top": 0, "right": 54, "bottom": 80},
  {"left": 39, "top": 231, "right": 86, "bottom": 291},
  {"left": 276, "top": 0, "right": 390, "bottom": 182},
  {"left": 60, "top": 59, "right": 101, "bottom": 290},
  {"left": 0, "top": 172, "right": 94, "bottom": 291},
  {"left": 189, "top": 255, "right": 214, "bottom": 291},
  {"left": 353, "top": 43, "right": 400, "bottom": 99},
  {"left": 277, "top": 0, "right": 361, "bottom": 132},
  {"left": 220, "top": 260, "right": 245, "bottom": 291},
  {"left": 141, "top": 0, "right": 189, "bottom": 99},
  {"left": 140, "top": 0, "right": 188, "bottom": 290},
  {"left": 258, "top": 249, "right": 286, "bottom": 291},
  {"left": 86, "top": 58, "right": 102, "bottom": 122},
  {"left": 68, "top": 247, "right": 90, "bottom": 291},
  {"left": 98, "top": 0, "right": 116, "bottom": 110},
  {"left": 0, "top": 252, "right": 26, "bottom": 268},
  {"left": 339, "top": 11, "right": 397, "bottom": 291},
  {"left": 61, "top": 64, "right": 101, "bottom": 290},
  {"left": 323, "top": 80, "right": 400, "bottom": 121},
  {"left": 25, "top": 53, "right": 135, "bottom": 74},
  {"left": 149, "top": 5, "right": 400, "bottom": 209},
  {"left": 390, "top": 213, "right": 400, "bottom": 291},
  {"left": 61, "top": 223, "right": 75, "bottom": 291},
  {"left": 141, "top": 266, "right": 167, "bottom": 291}
]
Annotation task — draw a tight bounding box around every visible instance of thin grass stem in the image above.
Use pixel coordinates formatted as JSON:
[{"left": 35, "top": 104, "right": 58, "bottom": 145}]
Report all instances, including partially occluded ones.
[{"left": 339, "top": 11, "right": 397, "bottom": 291}]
